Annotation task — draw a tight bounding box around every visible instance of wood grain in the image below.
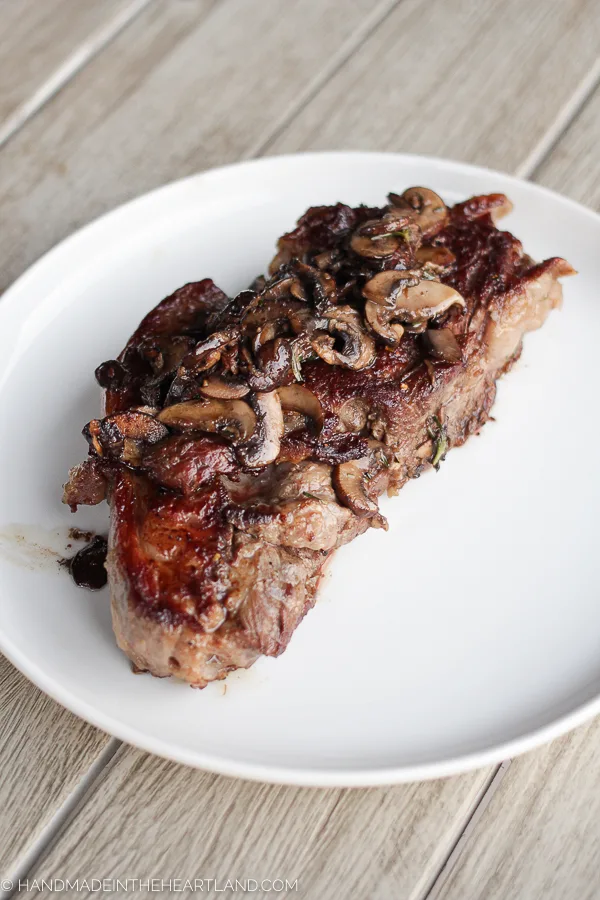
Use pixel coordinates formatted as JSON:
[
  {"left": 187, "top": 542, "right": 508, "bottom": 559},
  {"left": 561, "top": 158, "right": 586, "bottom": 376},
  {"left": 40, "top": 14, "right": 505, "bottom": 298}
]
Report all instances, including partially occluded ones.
[
  {"left": 23, "top": 749, "right": 493, "bottom": 900},
  {"left": 535, "top": 84, "right": 600, "bottom": 209},
  {"left": 428, "top": 720, "right": 600, "bottom": 900},
  {"left": 268, "top": 0, "right": 600, "bottom": 175},
  {"left": 0, "top": 0, "right": 153, "bottom": 141},
  {"left": 0, "top": 0, "right": 396, "bottom": 295},
  {"left": 0, "top": 656, "right": 109, "bottom": 881}
]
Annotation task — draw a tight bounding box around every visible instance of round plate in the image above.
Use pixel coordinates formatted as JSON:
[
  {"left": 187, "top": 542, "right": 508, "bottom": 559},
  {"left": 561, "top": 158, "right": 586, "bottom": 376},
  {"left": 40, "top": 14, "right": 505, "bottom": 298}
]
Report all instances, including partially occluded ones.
[{"left": 0, "top": 152, "right": 598, "bottom": 786}]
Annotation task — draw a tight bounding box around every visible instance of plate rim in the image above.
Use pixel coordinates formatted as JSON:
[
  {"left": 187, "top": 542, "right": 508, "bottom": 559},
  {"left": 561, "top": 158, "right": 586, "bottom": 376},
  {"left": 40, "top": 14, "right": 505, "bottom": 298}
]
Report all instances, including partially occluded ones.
[{"left": 1, "top": 150, "right": 599, "bottom": 787}]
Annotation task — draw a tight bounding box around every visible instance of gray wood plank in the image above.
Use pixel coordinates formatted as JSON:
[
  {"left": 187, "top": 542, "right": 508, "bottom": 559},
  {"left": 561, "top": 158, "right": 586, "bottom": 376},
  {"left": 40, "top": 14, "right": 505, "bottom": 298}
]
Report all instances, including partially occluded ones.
[
  {"left": 267, "top": 0, "right": 600, "bottom": 175},
  {"left": 0, "top": 656, "right": 109, "bottom": 881},
  {"left": 0, "top": 0, "right": 154, "bottom": 143},
  {"left": 20, "top": 748, "right": 493, "bottom": 900},
  {"left": 535, "top": 84, "right": 600, "bottom": 209},
  {"left": 429, "top": 720, "right": 600, "bottom": 900},
  {"left": 0, "top": 0, "right": 395, "bottom": 295}
]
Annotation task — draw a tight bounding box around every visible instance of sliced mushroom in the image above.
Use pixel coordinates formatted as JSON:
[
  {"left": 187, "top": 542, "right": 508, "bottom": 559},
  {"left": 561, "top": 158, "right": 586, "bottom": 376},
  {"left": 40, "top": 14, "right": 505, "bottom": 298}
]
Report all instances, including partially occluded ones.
[
  {"left": 389, "top": 187, "right": 448, "bottom": 237},
  {"left": 94, "top": 359, "right": 128, "bottom": 390},
  {"left": 393, "top": 280, "right": 466, "bottom": 323},
  {"left": 83, "top": 411, "right": 168, "bottom": 466},
  {"left": 199, "top": 375, "right": 249, "bottom": 400},
  {"left": 338, "top": 398, "right": 369, "bottom": 433},
  {"left": 311, "top": 306, "right": 376, "bottom": 370},
  {"left": 278, "top": 384, "right": 324, "bottom": 434},
  {"left": 415, "top": 246, "right": 456, "bottom": 270},
  {"left": 362, "top": 269, "right": 421, "bottom": 307},
  {"left": 242, "top": 298, "right": 305, "bottom": 329},
  {"left": 332, "top": 458, "right": 387, "bottom": 529},
  {"left": 157, "top": 399, "right": 256, "bottom": 442},
  {"left": 290, "top": 260, "right": 338, "bottom": 310},
  {"left": 245, "top": 338, "right": 295, "bottom": 392},
  {"left": 423, "top": 328, "right": 463, "bottom": 363},
  {"left": 180, "top": 329, "right": 238, "bottom": 376},
  {"left": 350, "top": 226, "right": 399, "bottom": 259},
  {"left": 364, "top": 300, "right": 405, "bottom": 345},
  {"left": 237, "top": 391, "right": 284, "bottom": 468}
]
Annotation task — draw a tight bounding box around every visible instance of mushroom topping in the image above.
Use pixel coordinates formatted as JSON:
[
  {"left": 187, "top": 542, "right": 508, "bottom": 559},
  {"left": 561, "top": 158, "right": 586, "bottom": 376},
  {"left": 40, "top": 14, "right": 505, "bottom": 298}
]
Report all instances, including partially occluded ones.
[
  {"left": 278, "top": 384, "right": 324, "bottom": 434},
  {"left": 199, "top": 375, "right": 249, "bottom": 400},
  {"left": 179, "top": 329, "right": 238, "bottom": 376},
  {"left": 94, "top": 359, "right": 128, "bottom": 390},
  {"left": 392, "top": 280, "right": 466, "bottom": 323},
  {"left": 237, "top": 391, "right": 284, "bottom": 468},
  {"left": 338, "top": 398, "right": 369, "bottom": 433},
  {"left": 362, "top": 269, "right": 421, "bottom": 307},
  {"left": 244, "top": 338, "right": 295, "bottom": 392},
  {"left": 157, "top": 399, "right": 256, "bottom": 442},
  {"left": 423, "top": 328, "right": 463, "bottom": 364},
  {"left": 364, "top": 300, "right": 405, "bottom": 345},
  {"left": 83, "top": 411, "right": 169, "bottom": 466},
  {"left": 415, "top": 245, "right": 456, "bottom": 270},
  {"left": 311, "top": 306, "right": 376, "bottom": 370},
  {"left": 332, "top": 458, "right": 387, "bottom": 528},
  {"left": 350, "top": 222, "right": 400, "bottom": 259},
  {"left": 289, "top": 260, "right": 338, "bottom": 310},
  {"left": 242, "top": 298, "right": 305, "bottom": 330},
  {"left": 389, "top": 187, "right": 448, "bottom": 237}
]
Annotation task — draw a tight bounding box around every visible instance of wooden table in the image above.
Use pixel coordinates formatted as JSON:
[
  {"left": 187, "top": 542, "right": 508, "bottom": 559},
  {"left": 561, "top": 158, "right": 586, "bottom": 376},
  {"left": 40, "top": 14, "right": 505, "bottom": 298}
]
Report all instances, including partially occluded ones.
[{"left": 1, "top": 1, "right": 599, "bottom": 896}]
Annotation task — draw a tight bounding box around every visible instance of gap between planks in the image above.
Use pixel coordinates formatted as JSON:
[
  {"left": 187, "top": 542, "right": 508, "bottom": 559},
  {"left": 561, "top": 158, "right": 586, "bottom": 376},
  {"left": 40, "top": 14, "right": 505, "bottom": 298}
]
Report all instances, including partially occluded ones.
[
  {"left": 244, "top": 0, "right": 400, "bottom": 160},
  {"left": 0, "top": 739, "right": 122, "bottom": 900},
  {"left": 0, "top": 0, "right": 157, "bottom": 151},
  {"left": 1, "top": 6, "right": 599, "bottom": 894}
]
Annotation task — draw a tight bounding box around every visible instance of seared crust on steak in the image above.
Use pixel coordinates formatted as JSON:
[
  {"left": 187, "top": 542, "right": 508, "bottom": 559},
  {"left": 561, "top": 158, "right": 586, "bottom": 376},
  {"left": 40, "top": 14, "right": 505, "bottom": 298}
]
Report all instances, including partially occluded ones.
[{"left": 64, "top": 191, "right": 574, "bottom": 686}]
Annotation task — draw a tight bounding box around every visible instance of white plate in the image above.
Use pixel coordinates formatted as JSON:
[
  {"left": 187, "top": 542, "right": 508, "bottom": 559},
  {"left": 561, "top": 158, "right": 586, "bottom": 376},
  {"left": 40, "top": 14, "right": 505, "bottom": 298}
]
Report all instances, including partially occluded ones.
[{"left": 0, "top": 152, "right": 598, "bottom": 787}]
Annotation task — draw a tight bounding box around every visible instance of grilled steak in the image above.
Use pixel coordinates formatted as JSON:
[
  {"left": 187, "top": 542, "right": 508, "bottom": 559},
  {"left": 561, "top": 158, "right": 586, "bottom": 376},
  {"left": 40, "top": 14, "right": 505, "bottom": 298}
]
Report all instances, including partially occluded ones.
[{"left": 64, "top": 189, "right": 574, "bottom": 686}]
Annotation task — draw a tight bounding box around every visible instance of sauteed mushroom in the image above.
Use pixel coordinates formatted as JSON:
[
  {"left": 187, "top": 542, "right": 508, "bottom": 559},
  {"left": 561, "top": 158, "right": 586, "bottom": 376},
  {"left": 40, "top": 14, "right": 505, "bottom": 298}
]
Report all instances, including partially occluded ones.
[
  {"left": 423, "top": 328, "right": 463, "bottom": 363},
  {"left": 158, "top": 399, "right": 256, "bottom": 442},
  {"left": 332, "top": 457, "right": 387, "bottom": 528},
  {"left": 199, "top": 375, "right": 250, "bottom": 400},
  {"left": 362, "top": 269, "right": 420, "bottom": 306},
  {"left": 278, "top": 384, "right": 324, "bottom": 433},
  {"left": 83, "top": 411, "right": 168, "bottom": 466},
  {"left": 388, "top": 187, "right": 448, "bottom": 237},
  {"left": 237, "top": 391, "right": 284, "bottom": 468},
  {"left": 395, "top": 280, "right": 465, "bottom": 323},
  {"left": 311, "top": 306, "right": 375, "bottom": 370}
]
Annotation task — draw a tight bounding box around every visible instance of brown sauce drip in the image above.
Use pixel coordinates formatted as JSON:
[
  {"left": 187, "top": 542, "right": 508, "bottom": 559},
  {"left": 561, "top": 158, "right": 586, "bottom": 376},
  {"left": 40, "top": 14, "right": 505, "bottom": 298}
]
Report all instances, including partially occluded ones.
[{"left": 62, "top": 535, "right": 108, "bottom": 590}]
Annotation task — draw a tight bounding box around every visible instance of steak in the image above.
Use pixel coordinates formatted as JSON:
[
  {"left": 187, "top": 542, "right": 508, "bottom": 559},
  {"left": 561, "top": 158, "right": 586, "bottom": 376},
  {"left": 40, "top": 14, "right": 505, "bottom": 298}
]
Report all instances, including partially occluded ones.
[{"left": 63, "top": 189, "right": 574, "bottom": 686}]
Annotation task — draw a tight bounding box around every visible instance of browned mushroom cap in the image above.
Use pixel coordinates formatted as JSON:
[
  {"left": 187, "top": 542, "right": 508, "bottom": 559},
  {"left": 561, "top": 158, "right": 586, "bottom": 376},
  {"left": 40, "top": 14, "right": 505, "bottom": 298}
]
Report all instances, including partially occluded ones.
[
  {"left": 338, "top": 398, "right": 369, "bottom": 433},
  {"left": 180, "top": 329, "right": 238, "bottom": 375},
  {"left": 237, "top": 391, "right": 284, "bottom": 468},
  {"left": 332, "top": 458, "right": 387, "bottom": 529},
  {"left": 157, "top": 399, "right": 256, "bottom": 442},
  {"left": 415, "top": 246, "right": 456, "bottom": 270},
  {"left": 393, "top": 280, "right": 466, "bottom": 323},
  {"left": 364, "top": 301, "right": 405, "bottom": 345},
  {"left": 278, "top": 384, "right": 324, "bottom": 434},
  {"left": 83, "top": 411, "right": 169, "bottom": 466},
  {"left": 199, "top": 374, "right": 249, "bottom": 400},
  {"left": 242, "top": 298, "right": 305, "bottom": 329},
  {"left": 423, "top": 328, "right": 463, "bottom": 363},
  {"left": 311, "top": 306, "right": 376, "bottom": 370},
  {"left": 350, "top": 225, "right": 399, "bottom": 259},
  {"left": 244, "top": 338, "right": 295, "bottom": 392},
  {"left": 362, "top": 269, "right": 421, "bottom": 307},
  {"left": 389, "top": 187, "right": 448, "bottom": 237}
]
